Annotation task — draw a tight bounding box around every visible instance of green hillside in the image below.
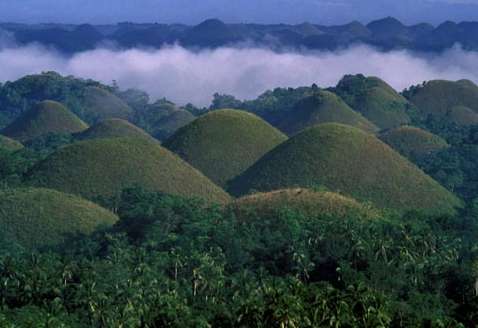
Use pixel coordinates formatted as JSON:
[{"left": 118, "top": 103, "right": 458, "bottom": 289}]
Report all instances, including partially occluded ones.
[
  {"left": 75, "top": 118, "right": 156, "bottom": 141},
  {"left": 405, "top": 79, "right": 478, "bottom": 118},
  {"left": 334, "top": 74, "right": 412, "bottom": 129},
  {"left": 230, "top": 188, "right": 380, "bottom": 220},
  {"left": 152, "top": 109, "right": 196, "bottom": 140},
  {"left": 380, "top": 126, "right": 449, "bottom": 161},
  {"left": 446, "top": 105, "right": 478, "bottom": 126},
  {"left": 0, "top": 135, "right": 23, "bottom": 152},
  {"left": 27, "top": 137, "right": 231, "bottom": 204},
  {"left": 82, "top": 86, "right": 134, "bottom": 122},
  {"left": 277, "top": 91, "right": 378, "bottom": 135},
  {"left": 164, "top": 109, "right": 288, "bottom": 187},
  {"left": 228, "top": 123, "right": 461, "bottom": 215},
  {"left": 1, "top": 100, "right": 88, "bottom": 142},
  {"left": 0, "top": 188, "right": 118, "bottom": 250}
]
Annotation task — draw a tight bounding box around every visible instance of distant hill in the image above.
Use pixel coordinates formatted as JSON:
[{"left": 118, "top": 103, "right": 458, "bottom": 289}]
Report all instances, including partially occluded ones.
[
  {"left": 404, "top": 79, "right": 478, "bottom": 120},
  {"left": 75, "top": 119, "right": 155, "bottom": 142},
  {"left": 133, "top": 99, "right": 196, "bottom": 140},
  {"left": 0, "top": 72, "right": 126, "bottom": 127},
  {"left": 0, "top": 188, "right": 118, "bottom": 250},
  {"left": 27, "top": 137, "right": 231, "bottom": 204},
  {"left": 5, "top": 17, "right": 478, "bottom": 52},
  {"left": 1, "top": 100, "right": 88, "bottom": 142},
  {"left": 81, "top": 86, "right": 134, "bottom": 122},
  {"left": 164, "top": 109, "right": 287, "bottom": 187},
  {"left": 333, "top": 74, "right": 413, "bottom": 129},
  {"left": 14, "top": 24, "right": 103, "bottom": 53},
  {"left": 230, "top": 188, "right": 380, "bottom": 221},
  {"left": 379, "top": 126, "right": 449, "bottom": 162},
  {"left": 229, "top": 123, "right": 461, "bottom": 215},
  {"left": 446, "top": 105, "right": 478, "bottom": 126},
  {"left": 0, "top": 135, "right": 23, "bottom": 152},
  {"left": 276, "top": 91, "right": 378, "bottom": 135}
]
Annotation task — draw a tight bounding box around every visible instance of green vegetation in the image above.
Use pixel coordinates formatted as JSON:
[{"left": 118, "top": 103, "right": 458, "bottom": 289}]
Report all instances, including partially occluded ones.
[
  {"left": 276, "top": 91, "right": 378, "bottom": 135},
  {"left": 333, "top": 74, "right": 413, "bottom": 129},
  {"left": 210, "top": 86, "right": 319, "bottom": 127},
  {"left": 0, "top": 72, "right": 112, "bottom": 127},
  {"left": 132, "top": 98, "right": 196, "bottom": 140},
  {"left": 1, "top": 100, "right": 88, "bottom": 142},
  {"left": 379, "top": 125, "right": 449, "bottom": 162},
  {"left": 75, "top": 118, "right": 156, "bottom": 141},
  {"left": 3, "top": 72, "right": 478, "bottom": 326},
  {"left": 26, "top": 137, "right": 231, "bottom": 205},
  {"left": 231, "top": 188, "right": 381, "bottom": 220},
  {"left": 164, "top": 109, "right": 287, "bottom": 187},
  {"left": 0, "top": 135, "right": 23, "bottom": 152},
  {"left": 446, "top": 105, "right": 478, "bottom": 126},
  {"left": 0, "top": 188, "right": 117, "bottom": 251},
  {"left": 229, "top": 123, "right": 461, "bottom": 215},
  {"left": 404, "top": 79, "right": 478, "bottom": 119},
  {"left": 81, "top": 86, "right": 134, "bottom": 122},
  {"left": 415, "top": 124, "right": 478, "bottom": 201},
  {"left": 0, "top": 188, "right": 477, "bottom": 327}
]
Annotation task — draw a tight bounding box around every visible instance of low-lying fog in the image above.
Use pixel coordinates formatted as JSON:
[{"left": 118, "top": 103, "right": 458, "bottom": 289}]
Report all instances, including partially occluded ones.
[{"left": 1, "top": 40, "right": 477, "bottom": 106}]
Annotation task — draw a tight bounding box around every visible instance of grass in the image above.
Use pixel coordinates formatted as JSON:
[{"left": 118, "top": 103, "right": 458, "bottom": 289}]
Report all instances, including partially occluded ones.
[
  {"left": 446, "top": 105, "right": 478, "bottom": 126},
  {"left": 406, "top": 79, "right": 478, "bottom": 118},
  {"left": 230, "top": 188, "right": 381, "bottom": 221},
  {"left": 152, "top": 110, "right": 196, "bottom": 140},
  {"left": 380, "top": 126, "right": 449, "bottom": 162},
  {"left": 228, "top": 123, "right": 461, "bottom": 215},
  {"left": 164, "top": 109, "right": 288, "bottom": 187},
  {"left": 334, "top": 74, "right": 412, "bottom": 129},
  {"left": 81, "top": 86, "right": 134, "bottom": 122},
  {"left": 1, "top": 100, "right": 88, "bottom": 142},
  {"left": 0, "top": 135, "right": 23, "bottom": 151},
  {"left": 75, "top": 118, "right": 156, "bottom": 141},
  {"left": 278, "top": 90, "right": 378, "bottom": 135},
  {"left": 27, "top": 137, "right": 231, "bottom": 204},
  {"left": 0, "top": 188, "right": 118, "bottom": 250}
]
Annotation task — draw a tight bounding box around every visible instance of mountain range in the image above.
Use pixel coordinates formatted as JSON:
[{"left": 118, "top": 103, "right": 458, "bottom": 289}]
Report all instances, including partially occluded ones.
[{"left": 2, "top": 16, "right": 478, "bottom": 53}]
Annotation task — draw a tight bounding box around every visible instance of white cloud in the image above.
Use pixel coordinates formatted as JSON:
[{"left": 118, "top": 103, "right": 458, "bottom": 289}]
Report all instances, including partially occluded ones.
[{"left": 0, "top": 43, "right": 478, "bottom": 106}]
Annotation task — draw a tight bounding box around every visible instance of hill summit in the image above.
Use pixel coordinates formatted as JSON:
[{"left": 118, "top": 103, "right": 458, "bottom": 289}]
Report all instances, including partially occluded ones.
[
  {"left": 0, "top": 188, "right": 118, "bottom": 250},
  {"left": 231, "top": 188, "right": 380, "bottom": 221},
  {"left": 75, "top": 118, "right": 155, "bottom": 141},
  {"left": 1, "top": 100, "right": 88, "bottom": 142},
  {"left": 164, "top": 109, "right": 287, "bottom": 187},
  {"left": 334, "top": 74, "right": 412, "bottom": 129},
  {"left": 229, "top": 123, "right": 461, "bottom": 215},
  {"left": 277, "top": 90, "right": 378, "bottom": 135},
  {"left": 27, "top": 137, "right": 231, "bottom": 204},
  {"left": 379, "top": 126, "right": 449, "bottom": 162}
]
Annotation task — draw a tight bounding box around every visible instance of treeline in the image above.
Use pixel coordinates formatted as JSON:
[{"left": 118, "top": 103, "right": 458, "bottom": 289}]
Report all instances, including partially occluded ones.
[
  {"left": 3, "top": 17, "right": 478, "bottom": 54},
  {"left": 1, "top": 187, "right": 478, "bottom": 327}
]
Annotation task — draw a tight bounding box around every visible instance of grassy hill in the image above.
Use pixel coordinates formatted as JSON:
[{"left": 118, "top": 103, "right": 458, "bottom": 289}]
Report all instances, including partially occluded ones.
[
  {"left": 405, "top": 79, "right": 478, "bottom": 119},
  {"left": 0, "top": 188, "right": 118, "bottom": 250},
  {"left": 0, "top": 135, "right": 23, "bottom": 151},
  {"left": 152, "top": 109, "right": 196, "bottom": 140},
  {"left": 446, "top": 105, "right": 478, "bottom": 126},
  {"left": 380, "top": 126, "right": 449, "bottom": 161},
  {"left": 1, "top": 100, "right": 88, "bottom": 142},
  {"left": 277, "top": 91, "right": 378, "bottom": 135},
  {"left": 81, "top": 86, "right": 134, "bottom": 122},
  {"left": 230, "top": 188, "right": 380, "bottom": 221},
  {"left": 164, "top": 109, "right": 288, "bottom": 187},
  {"left": 75, "top": 118, "right": 156, "bottom": 141},
  {"left": 27, "top": 137, "right": 231, "bottom": 204},
  {"left": 334, "top": 74, "right": 412, "bottom": 129},
  {"left": 228, "top": 123, "right": 461, "bottom": 215}
]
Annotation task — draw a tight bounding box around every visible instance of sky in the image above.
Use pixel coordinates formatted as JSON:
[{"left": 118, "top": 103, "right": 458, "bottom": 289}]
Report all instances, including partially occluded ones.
[{"left": 1, "top": 0, "right": 478, "bottom": 25}]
